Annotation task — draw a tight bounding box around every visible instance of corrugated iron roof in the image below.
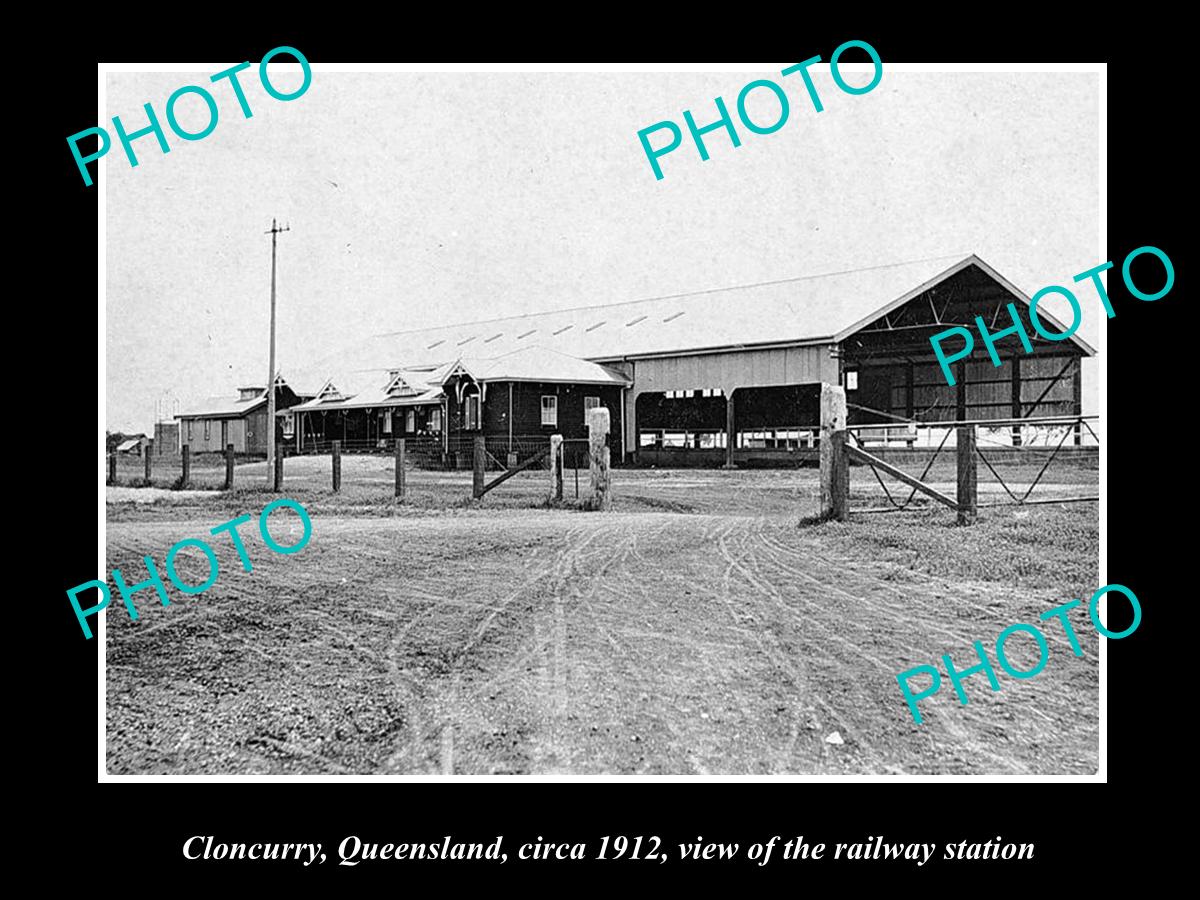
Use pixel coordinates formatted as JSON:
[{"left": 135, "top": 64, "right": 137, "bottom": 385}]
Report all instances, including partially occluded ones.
[
  {"left": 293, "top": 255, "right": 1094, "bottom": 375},
  {"left": 291, "top": 384, "right": 444, "bottom": 414},
  {"left": 299, "top": 255, "right": 979, "bottom": 377},
  {"left": 218, "top": 255, "right": 1096, "bottom": 419},
  {"left": 454, "top": 346, "right": 631, "bottom": 385},
  {"left": 177, "top": 395, "right": 266, "bottom": 419}
]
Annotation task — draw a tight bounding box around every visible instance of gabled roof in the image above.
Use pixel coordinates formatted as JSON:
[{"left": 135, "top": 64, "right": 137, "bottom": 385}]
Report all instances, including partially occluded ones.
[
  {"left": 177, "top": 394, "right": 266, "bottom": 419},
  {"left": 177, "top": 373, "right": 321, "bottom": 420},
  {"left": 290, "top": 366, "right": 446, "bottom": 414},
  {"left": 834, "top": 255, "right": 1096, "bottom": 356},
  {"left": 280, "top": 253, "right": 1092, "bottom": 404},
  {"left": 447, "top": 346, "right": 631, "bottom": 386},
  {"left": 303, "top": 255, "right": 1011, "bottom": 373}
]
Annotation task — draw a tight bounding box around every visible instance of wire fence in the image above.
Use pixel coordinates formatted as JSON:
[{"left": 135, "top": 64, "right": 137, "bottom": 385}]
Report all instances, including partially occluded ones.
[
  {"left": 843, "top": 415, "right": 1099, "bottom": 514},
  {"left": 105, "top": 434, "right": 601, "bottom": 500}
]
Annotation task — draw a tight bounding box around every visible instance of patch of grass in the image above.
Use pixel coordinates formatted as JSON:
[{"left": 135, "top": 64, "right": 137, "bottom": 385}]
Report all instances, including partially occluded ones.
[
  {"left": 826, "top": 504, "right": 1098, "bottom": 594},
  {"left": 796, "top": 510, "right": 836, "bottom": 527}
]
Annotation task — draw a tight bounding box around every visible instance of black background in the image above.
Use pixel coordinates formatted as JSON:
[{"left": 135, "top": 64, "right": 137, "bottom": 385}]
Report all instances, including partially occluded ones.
[{"left": 31, "top": 12, "right": 1181, "bottom": 889}]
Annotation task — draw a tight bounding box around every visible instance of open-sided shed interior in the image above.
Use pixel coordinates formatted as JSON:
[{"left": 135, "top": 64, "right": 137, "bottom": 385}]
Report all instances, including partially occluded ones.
[{"left": 840, "top": 262, "right": 1092, "bottom": 432}]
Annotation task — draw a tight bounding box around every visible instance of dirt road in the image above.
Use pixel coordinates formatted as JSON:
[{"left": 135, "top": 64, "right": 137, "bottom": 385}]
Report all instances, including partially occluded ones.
[{"left": 105, "top": 470, "right": 1098, "bottom": 775}]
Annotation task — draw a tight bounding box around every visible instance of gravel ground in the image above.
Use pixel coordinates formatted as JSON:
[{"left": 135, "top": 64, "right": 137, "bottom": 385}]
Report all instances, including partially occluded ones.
[{"left": 103, "top": 462, "right": 1099, "bottom": 775}]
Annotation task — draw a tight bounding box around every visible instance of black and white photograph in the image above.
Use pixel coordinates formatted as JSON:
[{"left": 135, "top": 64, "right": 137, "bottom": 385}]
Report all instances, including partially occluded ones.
[{"left": 99, "top": 60, "right": 1103, "bottom": 778}]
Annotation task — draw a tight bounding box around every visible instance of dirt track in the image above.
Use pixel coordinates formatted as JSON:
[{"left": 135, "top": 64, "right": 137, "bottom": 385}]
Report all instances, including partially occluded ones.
[{"left": 104, "top": 462, "right": 1099, "bottom": 775}]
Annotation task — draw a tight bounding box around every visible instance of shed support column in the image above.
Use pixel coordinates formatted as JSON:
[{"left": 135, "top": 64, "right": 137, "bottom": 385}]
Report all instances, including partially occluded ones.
[
  {"left": 955, "top": 360, "right": 967, "bottom": 422},
  {"left": 1072, "top": 359, "right": 1082, "bottom": 446},
  {"left": 620, "top": 387, "right": 627, "bottom": 465},
  {"left": 1011, "top": 356, "right": 1022, "bottom": 446},
  {"left": 723, "top": 390, "right": 736, "bottom": 469},
  {"left": 905, "top": 361, "right": 915, "bottom": 421}
]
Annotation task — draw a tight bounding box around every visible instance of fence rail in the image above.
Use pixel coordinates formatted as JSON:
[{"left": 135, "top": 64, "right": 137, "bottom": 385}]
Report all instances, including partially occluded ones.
[{"left": 821, "top": 393, "right": 1100, "bottom": 523}]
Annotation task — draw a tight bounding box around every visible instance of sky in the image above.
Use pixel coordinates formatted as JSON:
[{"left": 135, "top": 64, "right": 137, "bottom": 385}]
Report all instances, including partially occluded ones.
[{"left": 104, "top": 65, "right": 1101, "bottom": 433}]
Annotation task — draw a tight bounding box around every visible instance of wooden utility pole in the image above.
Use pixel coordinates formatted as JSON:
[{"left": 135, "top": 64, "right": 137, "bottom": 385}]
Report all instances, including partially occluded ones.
[{"left": 265, "top": 219, "right": 290, "bottom": 484}]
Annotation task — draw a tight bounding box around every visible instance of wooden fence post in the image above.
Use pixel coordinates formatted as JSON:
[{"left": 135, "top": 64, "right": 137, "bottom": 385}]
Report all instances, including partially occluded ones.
[
  {"left": 108, "top": 453, "right": 116, "bottom": 485},
  {"left": 395, "top": 439, "right": 406, "bottom": 499},
  {"left": 332, "top": 440, "right": 342, "bottom": 492},
  {"left": 819, "top": 384, "right": 848, "bottom": 519},
  {"left": 224, "top": 444, "right": 235, "bottom": 490},
  {"left": 274, "top": 446, "right": 284, "bottom": 491},
  {"left": 549, "top": 435, "right": 563, "bottom": 501},
  {"left": 833, "top": 430, "right": 849, "bottom": 521},
  {"left": 180, "top": 444, "right": 190, "bottom": 488},
  {"left": 588, "top": 409, "right": 611, "bottom": 510},
  {"left": 472, "top": 435, "right": 486, "bottom": 499},
  {"left": 144, "top": 439, "right": 153, "bottom": 482},
  {"left": 957, "top": 424, "right": 977, "bottom": 525}
]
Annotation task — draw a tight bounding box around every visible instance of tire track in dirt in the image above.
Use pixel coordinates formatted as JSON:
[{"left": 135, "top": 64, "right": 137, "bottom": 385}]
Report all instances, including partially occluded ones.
[
  {"left": 390, "top": 520, "right": 617, "bottom": 774},
  {"left": 381, "top": 524, "right": 568, "bottom": 773},
  {"left": 758, "top": 531, "right": 1096, "bottom": 695},
  {"left": 710, "top": 521, "right": 886, "bottom": 772},
  {"left": 714, "top": 518, "right": 1025, "bottom": 774},
  {"left": 751, "top": 528, "right": 1039, "bottom": 774}
]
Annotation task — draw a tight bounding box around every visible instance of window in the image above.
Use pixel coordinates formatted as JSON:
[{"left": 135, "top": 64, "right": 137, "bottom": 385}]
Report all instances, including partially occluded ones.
[
  {"left": 430, "top": 408, "right": 443, "bottom": 432},
  {"left": 204, "top": 420, "right": 211, "bottom": 441},
  {"left": 282, "top": 415, "right": 294, "bottom": 438},
  {"left": 584, "top": 396, "right": 600, "bottom": 422},
  {"left": 541, "top": 395, "right": 558, "bottom": 426},
  {"left": 383, "top": 410, "right": 393, "bottom": 434},
  {"left": 406, "top": 409, "right": 416, "bottom": 432},
  {"left": 846, "top": 371, "right": 859, "bottom": 391},
  {"left": 464, "top": 393, "right": 481, "bottom": 430}
]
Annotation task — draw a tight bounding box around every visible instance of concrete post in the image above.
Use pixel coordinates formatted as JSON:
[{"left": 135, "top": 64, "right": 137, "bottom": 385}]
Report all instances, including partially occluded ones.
[
  {"left": 144, "top": 439, "right": 153, "bottom": 482},
  {"left": 588, "top": 408, "right": 611, "bottom": 510},
  {"left": 549, "top": 434, "right": 563, "bottom": 501},
  {"left": 180, "top": 444, "right": 190, "bottom": 488},
  {"left": 820, "top": 384, "right": 848, "bottom": 519},
  {"left": 274, "top": 446, "right": 284, "bottom": 491},
  {"left": 332, "top": 440, "right": 342, "bottom": 492},
  {"left": 224, "top": 443, "right": 235, "bottom": 490},
  {"left": 108, "top": 453, "right": 116, "bottom": 485}
]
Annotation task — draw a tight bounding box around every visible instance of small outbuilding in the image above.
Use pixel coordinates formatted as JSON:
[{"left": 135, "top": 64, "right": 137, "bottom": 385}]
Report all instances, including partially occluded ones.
[{"left": 176, "top": 376, "right": 311, "bottom": 454}]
